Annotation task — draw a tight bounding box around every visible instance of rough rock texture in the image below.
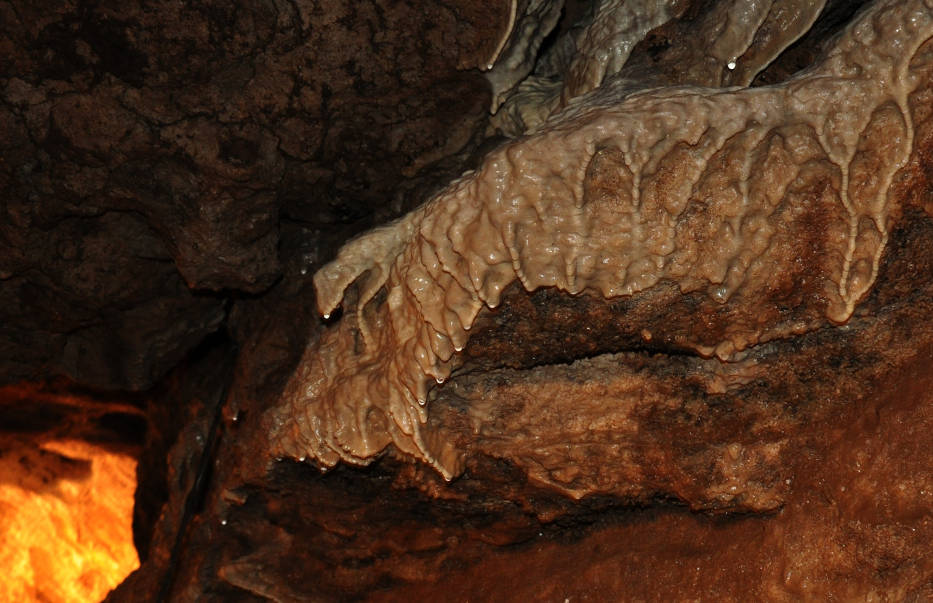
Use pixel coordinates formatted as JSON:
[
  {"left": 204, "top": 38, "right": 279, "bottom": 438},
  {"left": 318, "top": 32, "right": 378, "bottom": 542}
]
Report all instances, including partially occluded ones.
[
  {"left": 491, "top": 0, "right": 831, "bottom": 136},
  {"left": 483, "top": 0, "right": 566, "bottom": 111},
  {"left": 491, "top": 0, "right": 681, "bottom": 135},
  {"left": 0, "top": 0, "right": 501, "bottom": 390},
  {"left": 109, "top": 0, "right": 933, "bottom": 599},
  {"left": 3, "top": 0, "right": 933, "bottom": 601},
  {"left": 268, "top": 0, "right": 933, "bottom": 479},
  {"left": 122, "top": 152, "right": 933, "bottom": 601},
  {"left": 0, "top": 382, "right": 142, "bottom": 602}
]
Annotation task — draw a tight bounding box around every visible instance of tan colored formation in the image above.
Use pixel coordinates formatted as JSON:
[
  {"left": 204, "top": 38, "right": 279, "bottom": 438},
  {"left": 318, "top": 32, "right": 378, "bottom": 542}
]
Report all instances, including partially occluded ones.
[
  {"left": 491, "top": 0, "right": 679, "bottom": 135},
  {"left": 492, "top": 0, "right": 826, "bottom": 136},
  {"left": 484, "top": 0, "right": 564, "bottom": 112},
  {"left": 268, "top": 0, "right": 933, "bottom": 478}
]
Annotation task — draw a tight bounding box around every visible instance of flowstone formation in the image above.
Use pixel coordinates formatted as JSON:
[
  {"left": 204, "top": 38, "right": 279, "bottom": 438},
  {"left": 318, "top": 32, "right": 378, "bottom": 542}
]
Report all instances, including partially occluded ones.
[
  {"left": 490, "top": 0, "right": 829, "bottom": 136},
  {"left": 267, "top": 0, "right": 933, "bottom": 479}
]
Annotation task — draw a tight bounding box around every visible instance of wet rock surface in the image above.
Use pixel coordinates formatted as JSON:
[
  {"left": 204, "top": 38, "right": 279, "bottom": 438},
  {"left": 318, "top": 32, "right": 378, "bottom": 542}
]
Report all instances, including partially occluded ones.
[
  {"left": 269, "top": 0, "right": 933, "bottom": 479},
  {"left": 1, "top": 0, "right": 931, "bottom": 601},
  {"left": 112, "top": 202, "right": 933, "bottom": 601}
]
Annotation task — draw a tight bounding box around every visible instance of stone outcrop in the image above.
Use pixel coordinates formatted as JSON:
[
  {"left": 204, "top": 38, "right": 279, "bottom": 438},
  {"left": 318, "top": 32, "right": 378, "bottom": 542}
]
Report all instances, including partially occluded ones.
[
  {"left": 0, "top": 0, "right": 501, "bottom": 389},
  {"left": 2, "top": 0, "right": 932, "bottom": 600},
  {"left": 268, "top": 0, "right": 933, "bottom": 481}
]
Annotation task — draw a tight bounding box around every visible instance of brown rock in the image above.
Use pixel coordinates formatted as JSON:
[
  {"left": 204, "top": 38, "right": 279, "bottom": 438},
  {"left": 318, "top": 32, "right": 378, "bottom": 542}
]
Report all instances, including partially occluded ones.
[
  {"left": 0, "top": 0, "right": 500, "bottom": 389},
  {"left": 2, "top": 0, "right": 931, "bottom": 601}
]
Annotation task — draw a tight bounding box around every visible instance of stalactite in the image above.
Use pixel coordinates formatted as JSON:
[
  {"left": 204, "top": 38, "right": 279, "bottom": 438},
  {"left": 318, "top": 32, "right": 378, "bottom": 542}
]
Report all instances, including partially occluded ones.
[{"left": 266, "top": 0, "right": 933, "bottom": 478}]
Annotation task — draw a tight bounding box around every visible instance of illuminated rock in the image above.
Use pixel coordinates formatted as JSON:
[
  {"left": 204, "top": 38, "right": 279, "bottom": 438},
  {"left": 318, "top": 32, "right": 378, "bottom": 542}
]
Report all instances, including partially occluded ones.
[{"left": 267, "top": 0, "right": 933, "bottom": 479}]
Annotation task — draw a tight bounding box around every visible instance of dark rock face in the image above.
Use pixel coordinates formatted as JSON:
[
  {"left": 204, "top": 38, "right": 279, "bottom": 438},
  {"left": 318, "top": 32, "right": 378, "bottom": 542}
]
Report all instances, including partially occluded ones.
[
  {"left": 0, "top": 0, "right": 498, "bottom": 389},
  {"left": 2, "top": 0, "right": 933, "bottom": 601}
]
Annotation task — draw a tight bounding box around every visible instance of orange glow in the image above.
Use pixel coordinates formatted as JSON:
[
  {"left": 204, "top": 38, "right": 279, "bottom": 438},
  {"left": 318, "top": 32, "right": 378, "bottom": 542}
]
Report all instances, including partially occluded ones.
[{"left": 0, "top": 437, "right": 140, "bottom": 602}]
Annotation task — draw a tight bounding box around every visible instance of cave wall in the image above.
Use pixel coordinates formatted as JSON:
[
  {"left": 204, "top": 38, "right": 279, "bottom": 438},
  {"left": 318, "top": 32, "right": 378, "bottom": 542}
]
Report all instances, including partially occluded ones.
[
  {"left": 2, "top": 0, "right": 933, "bottom": 601},
  {"left": 0, "top": 0, "right": 501, "bottom": 390}
]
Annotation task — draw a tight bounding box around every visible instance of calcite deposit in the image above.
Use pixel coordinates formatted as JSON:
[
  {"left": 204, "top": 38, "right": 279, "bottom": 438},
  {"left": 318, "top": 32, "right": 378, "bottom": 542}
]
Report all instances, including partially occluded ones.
[
  {"left": 3, "top": 0, "right": 933, "bottom": 600},
  {"left": 491, "top": 0, "right": 827, "bottom": 136},
  {"left": 268, "top": 0, "right": 933, "bottom": 479}
]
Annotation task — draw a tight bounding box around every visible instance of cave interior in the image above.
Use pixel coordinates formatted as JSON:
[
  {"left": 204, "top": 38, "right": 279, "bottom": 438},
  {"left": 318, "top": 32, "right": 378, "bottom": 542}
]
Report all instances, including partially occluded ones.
[{"left": 2, "top": 0, "right": 933, "bottom": 600}]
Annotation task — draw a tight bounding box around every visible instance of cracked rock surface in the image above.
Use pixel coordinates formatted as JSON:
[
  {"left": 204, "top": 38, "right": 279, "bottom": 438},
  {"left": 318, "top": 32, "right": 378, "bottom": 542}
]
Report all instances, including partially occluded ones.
[
  {"left": 109, "top": 0, "right": 933, "bottom": 600},
  {"left": 3, "top": 0, "right": 933, "bottom": 600},
  {"left": 0, "top": 0, "right": 500, "bottom": 389},
  {"left": 270, "top": 0, "right": 933, "bottom": 478}
]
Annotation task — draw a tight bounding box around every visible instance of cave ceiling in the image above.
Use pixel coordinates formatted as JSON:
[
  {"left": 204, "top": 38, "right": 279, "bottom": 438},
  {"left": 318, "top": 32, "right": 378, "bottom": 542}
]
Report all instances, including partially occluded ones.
[{"left": 3, "top": 0, "right": 933, "bottom": 600}]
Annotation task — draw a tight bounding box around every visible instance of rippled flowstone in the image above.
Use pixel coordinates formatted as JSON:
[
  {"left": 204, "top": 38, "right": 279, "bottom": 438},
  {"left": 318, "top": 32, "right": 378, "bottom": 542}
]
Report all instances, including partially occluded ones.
[
  {"left": 268, "top": 0, "right": 933, "bottom": 478},
  {"left": 105, "top": 0, "right": 933, "bottom": 600}
]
